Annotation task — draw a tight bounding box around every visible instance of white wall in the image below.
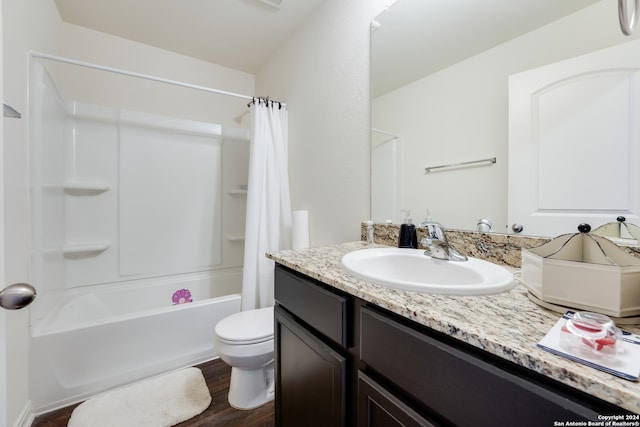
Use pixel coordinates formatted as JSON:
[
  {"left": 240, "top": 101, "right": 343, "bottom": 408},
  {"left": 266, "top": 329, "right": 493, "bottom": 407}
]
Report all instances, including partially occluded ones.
[
  {"left": 256, "top": 0, "right": 390, "bottom": 246},
  {"left": 373, "top": 1, "right": 639, "bottom": 232},
  {"left": 3, "top": 1, "right": 254, "bottom": 424}
]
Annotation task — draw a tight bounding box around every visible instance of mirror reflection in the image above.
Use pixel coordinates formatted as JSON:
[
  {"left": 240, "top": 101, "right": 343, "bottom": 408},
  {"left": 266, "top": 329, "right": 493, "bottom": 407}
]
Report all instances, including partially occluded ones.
[{"left": 371, "top": 0, "right": 640, "bottom": 236}]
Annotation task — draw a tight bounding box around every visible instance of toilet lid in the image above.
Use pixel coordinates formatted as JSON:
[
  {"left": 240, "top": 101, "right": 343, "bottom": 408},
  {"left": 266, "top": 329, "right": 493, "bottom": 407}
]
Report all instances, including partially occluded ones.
[{"left": 215, "top": 306, "right": 274, "bottom": 344}]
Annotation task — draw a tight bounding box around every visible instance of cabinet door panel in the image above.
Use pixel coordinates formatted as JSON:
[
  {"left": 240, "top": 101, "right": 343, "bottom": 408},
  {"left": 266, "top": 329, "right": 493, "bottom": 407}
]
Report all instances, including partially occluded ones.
[
  {"left": 275, "top": 305, "right": 347, "bottom": 427},
  {"left": 358, "top": 371, "right": 437, "bottom": 427}
]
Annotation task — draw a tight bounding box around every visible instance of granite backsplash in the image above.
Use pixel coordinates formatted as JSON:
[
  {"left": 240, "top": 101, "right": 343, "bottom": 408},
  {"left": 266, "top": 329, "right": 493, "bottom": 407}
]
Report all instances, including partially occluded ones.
[{"left": 360, "top": 222, "right": 640, "bottom": 268}]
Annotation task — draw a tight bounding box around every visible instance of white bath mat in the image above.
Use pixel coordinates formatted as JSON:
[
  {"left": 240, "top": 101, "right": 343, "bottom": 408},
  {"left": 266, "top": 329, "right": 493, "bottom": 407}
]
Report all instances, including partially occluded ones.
[{"left": 67, "top": 367, "right": 212, "bottom": 427}]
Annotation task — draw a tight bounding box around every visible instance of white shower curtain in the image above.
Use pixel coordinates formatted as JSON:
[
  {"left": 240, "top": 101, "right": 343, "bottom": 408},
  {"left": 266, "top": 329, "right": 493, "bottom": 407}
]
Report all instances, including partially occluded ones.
[{"left": 242, "top": 99, "right": 292, "bottom": 310}]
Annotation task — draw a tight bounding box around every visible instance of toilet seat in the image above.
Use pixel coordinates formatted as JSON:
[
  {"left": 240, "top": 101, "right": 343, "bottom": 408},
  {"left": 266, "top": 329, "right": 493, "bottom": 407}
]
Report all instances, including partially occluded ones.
[{"left": 215, "top": 306, "right": 274, "bottom": 345}]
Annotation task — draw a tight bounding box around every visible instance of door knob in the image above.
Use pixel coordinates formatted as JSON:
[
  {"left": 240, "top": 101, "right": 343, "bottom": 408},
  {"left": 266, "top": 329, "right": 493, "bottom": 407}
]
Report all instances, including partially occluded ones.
[
  {"left": 511, "top": 223, "right": 524, "bottom": 233},
  {"left": 0, "top": 283, "right": 36, "bottom": 310}
]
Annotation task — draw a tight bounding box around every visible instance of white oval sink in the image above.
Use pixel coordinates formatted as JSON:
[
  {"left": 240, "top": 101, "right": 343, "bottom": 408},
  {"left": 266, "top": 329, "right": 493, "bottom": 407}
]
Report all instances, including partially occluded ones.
[{"left": 341, "top": 248, "right": 515, "bottom": 295}]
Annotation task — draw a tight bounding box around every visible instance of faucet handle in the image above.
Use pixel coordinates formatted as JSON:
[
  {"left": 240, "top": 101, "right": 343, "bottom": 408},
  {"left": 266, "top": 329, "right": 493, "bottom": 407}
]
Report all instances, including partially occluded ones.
[
  {"left": 422, "top": 221, "right": 447, "bottom": 240},
  {"left": 420, "top": 237, "right": 434, "bottom": 247}
]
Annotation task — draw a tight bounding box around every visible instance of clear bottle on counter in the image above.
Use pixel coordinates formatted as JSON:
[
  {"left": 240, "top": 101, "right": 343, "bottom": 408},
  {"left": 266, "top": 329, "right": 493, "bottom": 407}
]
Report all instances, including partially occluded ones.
[{"left": 366, "top": 221, "right": 374, "bottom": 246}]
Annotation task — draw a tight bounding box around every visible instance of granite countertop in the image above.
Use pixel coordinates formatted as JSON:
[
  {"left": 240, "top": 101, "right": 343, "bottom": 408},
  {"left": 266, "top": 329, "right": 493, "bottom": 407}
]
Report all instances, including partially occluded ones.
[{"left": 267, "top": 241, "right": 640, "bottom": 414}]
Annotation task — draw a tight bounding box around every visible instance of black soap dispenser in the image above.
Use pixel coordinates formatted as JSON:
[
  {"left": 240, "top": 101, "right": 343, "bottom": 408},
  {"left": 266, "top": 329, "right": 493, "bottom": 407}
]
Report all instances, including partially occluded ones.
[{"left": 398, "top": 209, "right": 418, "bottom": 249}]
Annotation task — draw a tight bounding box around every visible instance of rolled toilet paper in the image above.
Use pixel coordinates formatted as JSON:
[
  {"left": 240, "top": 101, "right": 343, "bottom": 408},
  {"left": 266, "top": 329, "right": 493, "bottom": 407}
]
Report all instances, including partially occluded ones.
[{"left": 292, "top": 210, "right": 309, "bottom": 250}]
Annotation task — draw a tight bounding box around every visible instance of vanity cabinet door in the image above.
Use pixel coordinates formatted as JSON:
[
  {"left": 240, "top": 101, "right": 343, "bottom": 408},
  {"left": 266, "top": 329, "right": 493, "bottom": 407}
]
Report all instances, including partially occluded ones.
[
  {"left": 360, "top": 306, "right": 617, "bottom": 426},
  {"left": 358, "top": 371, "right": 437, "bottom": 427},
  {"left": 275, "top": 305, "right": 347, "bottom": 427}
]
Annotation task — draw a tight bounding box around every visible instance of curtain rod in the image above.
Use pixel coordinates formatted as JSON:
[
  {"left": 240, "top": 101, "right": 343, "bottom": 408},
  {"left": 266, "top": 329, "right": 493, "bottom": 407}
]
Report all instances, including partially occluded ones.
[{"left": 30, "top": 51, "right": 286, "bottom": 107}]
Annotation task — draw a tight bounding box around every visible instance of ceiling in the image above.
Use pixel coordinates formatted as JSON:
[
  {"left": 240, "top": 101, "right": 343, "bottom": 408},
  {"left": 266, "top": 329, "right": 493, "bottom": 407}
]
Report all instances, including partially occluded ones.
[
  {"left": 54, "top": 0, "right": 326, "bottom": 74},
  {"left": 372, "top": 0, "right": 602, "bottom": 97},
  {"left": 55, "top": 0, "right": 604, "bottom": 87}
]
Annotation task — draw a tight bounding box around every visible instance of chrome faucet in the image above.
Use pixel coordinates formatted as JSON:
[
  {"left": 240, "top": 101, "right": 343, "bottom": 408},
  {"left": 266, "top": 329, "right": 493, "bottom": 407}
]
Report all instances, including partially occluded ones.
[{"left": 419, "top": 222, "right": 468, "bottom": 261}]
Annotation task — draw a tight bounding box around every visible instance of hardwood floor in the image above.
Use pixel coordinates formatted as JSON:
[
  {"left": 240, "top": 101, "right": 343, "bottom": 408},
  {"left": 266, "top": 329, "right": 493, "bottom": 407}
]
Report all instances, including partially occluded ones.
[{"left": 31, "top": 359, "right": 275, "bottom": 427}]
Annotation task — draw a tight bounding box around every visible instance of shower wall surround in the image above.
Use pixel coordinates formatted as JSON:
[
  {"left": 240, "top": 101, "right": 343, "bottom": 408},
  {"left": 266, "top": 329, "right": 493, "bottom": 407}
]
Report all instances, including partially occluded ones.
[{"left": 29, "top": 61, "right": 249, "bottom": 330}]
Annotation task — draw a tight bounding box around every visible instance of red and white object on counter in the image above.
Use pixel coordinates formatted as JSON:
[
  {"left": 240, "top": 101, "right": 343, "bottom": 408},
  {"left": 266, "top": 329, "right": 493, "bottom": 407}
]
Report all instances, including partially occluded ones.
[
  {"left": 538, "top": 311, "right": 640, "bottom": 381},
  {"left": 560, "top": 311, "right": 621, "bottom": 356}
]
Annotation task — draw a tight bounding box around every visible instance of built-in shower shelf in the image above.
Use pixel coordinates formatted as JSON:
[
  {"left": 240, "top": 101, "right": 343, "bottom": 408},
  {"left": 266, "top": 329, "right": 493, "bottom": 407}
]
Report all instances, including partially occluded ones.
[
  {"left": 227, "top": 236, "right": 245, "bottom": 242},
  {"left": 63, "top": 181, "right": 111, "bottom": 195},
  {"left": 63, "top": 241, "right": 111, "bottom": 256},
  {"left": 227, "top": 189, "right": 247, "bottom": 196}
]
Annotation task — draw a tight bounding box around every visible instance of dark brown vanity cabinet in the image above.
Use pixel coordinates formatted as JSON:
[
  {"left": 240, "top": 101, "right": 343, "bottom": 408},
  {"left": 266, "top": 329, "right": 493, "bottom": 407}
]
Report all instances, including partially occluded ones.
[
  {"left": 358, "top": 307, "right": 628, "bottom": 426},
  {"left": 274, "top": 265, "right": 353, "bottom": 427},
  {"left": 274, "top": 264, "right": 631, "bottom": 427}
]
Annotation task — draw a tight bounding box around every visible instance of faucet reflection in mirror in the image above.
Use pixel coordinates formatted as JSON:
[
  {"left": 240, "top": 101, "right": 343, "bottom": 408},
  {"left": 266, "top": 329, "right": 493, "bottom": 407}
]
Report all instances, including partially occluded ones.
[{"left": 477, "top": 218, "right": 493, "bottom": 233}]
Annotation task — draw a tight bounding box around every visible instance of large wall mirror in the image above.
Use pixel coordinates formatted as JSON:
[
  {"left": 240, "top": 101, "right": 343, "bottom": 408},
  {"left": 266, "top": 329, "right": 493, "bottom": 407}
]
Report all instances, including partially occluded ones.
[{"left": 371, "top": 0, "right": 640, "bottom": 237}]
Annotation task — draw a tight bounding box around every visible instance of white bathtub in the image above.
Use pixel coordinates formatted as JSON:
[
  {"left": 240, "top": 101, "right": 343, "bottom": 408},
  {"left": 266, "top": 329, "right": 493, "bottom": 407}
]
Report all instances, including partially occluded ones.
[{"left": 29, "top": 269, "right": 242, "bottom": 414}]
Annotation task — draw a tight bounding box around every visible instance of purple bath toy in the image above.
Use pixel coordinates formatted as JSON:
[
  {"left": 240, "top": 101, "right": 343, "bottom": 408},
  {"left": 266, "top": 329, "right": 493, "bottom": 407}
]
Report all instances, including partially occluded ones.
[{"left": 172, "top": 289, "right": 192, "bottom": 305}]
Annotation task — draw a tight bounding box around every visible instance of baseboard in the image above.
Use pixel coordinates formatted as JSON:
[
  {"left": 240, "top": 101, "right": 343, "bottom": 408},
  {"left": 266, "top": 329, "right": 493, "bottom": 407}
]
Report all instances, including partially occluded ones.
[{"left": 11, "top": 400, "right": 34, "bottom": 427}]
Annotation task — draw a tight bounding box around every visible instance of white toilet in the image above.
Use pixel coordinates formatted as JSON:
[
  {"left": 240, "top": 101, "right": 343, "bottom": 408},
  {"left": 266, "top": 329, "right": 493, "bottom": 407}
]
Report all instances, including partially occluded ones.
[{"left": 213, "top": 306, "right": 275, "bottom": 410}]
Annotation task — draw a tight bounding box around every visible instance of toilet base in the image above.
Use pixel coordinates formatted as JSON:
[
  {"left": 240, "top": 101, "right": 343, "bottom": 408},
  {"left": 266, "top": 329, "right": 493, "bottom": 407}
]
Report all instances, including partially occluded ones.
[{"left": 228, "top": 362, "right": 275, "bottom": 410}]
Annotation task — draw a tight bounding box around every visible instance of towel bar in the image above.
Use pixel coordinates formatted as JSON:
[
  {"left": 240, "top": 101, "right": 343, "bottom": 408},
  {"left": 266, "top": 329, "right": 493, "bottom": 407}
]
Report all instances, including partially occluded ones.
[{"left": 425, "top": 157, "right": 496, "bottom": 173}]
